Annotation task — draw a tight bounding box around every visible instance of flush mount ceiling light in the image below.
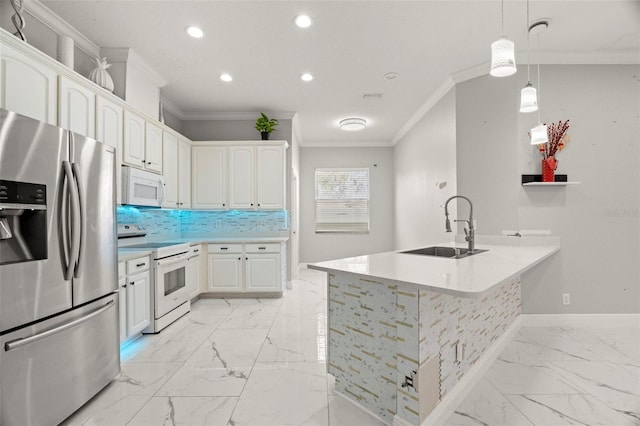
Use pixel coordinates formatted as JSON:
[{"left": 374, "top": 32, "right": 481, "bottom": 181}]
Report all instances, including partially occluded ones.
[
  {"left": 294, "top": 15, "right": 312, "bottom": 28},
  {"left": 219, "top": 73, "right": 233, "bottom": 82},
  {"left": 300, "top": 73, "right": 314, "bottom": 82},
  {"left": 490, "top": 0, "right": 517, "bottom": 77},
  {"left": 339, "top": 118, "right": 366, "bottom": 131},
  {"left": 185, "top": 26, "right": 203, "bottom": 38}
]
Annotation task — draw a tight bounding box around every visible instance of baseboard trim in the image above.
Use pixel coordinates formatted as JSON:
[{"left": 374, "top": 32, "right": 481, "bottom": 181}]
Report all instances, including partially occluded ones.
[
  {"left": 522, "top": 313, "right": 640, "bottom": 328},
  {"left": 414, "top": 316, "right": 523, "bottom": 426},
  {"left": 332, "top": 387, "right": 391, "bottom": 426}
]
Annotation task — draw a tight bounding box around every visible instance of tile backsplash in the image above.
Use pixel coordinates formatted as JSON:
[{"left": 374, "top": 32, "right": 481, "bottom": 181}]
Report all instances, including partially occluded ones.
[{"left": 117, "top": 207, "right": 289, "bottom": 238}]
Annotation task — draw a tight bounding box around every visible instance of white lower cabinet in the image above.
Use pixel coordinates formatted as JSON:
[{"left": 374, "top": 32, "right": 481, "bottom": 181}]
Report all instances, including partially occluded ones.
[
  {"left": 119, "top": 255, "right": 151, "bottom": 343},
  {"left": 207, "top": 243, "right": 282, "bottom": 294},
  {"left": 186, "top": 244, "right": 202, "bottom": 300}
]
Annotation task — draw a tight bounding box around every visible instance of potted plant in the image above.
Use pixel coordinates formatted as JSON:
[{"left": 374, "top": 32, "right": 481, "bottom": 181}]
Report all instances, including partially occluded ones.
[{"left": 255, "top": 112, "right": 279, "bottom": 140}]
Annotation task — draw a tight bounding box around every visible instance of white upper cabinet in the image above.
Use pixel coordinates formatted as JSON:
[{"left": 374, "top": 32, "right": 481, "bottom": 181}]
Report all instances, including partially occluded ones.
[
  {"left": 123, "top": 110, "right": 163, "bottom": 174},
  {"left": 229, "top": 146, "right": 256, "bottom": 209},
  {"left": 0, "top": 43, "right": 57, "bottom": 124},
  {"left": 59, "top": 76, "right": 95, "bottom": 138},
  {"left": 192, "top": 145, "right": 227, "bottom": 209},
  {"left": 256, "top": 145, "right": 285, "bottom": 209},
  {"left": 123, "top": 110, "right": 146, "bottom": 169},
  {"left": 144, "top": 121, "right": 163, "bottom": 174},
  {"left": 96, "top": 96, "right": 123, "bottom": 204},
  {"left": 162, "top": 131, "right": 179, "bottom": 208},
  {"left": 178, "top": 139, "right": 191, "bottom": 209}
]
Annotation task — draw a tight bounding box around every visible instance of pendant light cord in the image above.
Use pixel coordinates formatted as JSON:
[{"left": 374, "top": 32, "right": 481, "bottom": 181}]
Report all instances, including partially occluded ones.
[
  {"left": 536, "top": 32, "right": 542, "bottom": 123},
  {"left": 501, "top": 0, "right": 505, "bottom": 35},
  {"left": 526, "top": 0, "right": 531, "bottom": 82}
]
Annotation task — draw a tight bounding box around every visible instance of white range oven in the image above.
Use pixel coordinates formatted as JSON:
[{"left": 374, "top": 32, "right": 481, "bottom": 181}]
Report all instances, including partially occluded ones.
[{"left": 118, "top": 225, "right": 190, "bottom": 333}]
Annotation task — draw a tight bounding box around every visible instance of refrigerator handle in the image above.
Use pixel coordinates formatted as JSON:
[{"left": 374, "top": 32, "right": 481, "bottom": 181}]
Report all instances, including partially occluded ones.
[
  {"left": 63, "top": 161, "right": 81, "bottom": 281},
  {"left": 71, "top": 162, "right": 84, "bottom": 278},
  {"left": 4, "top": 300, "right": 115, "bottom": 351}
]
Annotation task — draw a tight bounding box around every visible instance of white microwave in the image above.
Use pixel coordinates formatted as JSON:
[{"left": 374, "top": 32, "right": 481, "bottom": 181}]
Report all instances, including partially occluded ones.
[{"left": 122, "top": 166, "right": 164, "bottom": 207}]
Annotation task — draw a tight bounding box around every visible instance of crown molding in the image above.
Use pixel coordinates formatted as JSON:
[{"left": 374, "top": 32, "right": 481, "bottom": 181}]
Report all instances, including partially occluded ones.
[
  {"left": 159, "top": 96, "right": 185, "bottom": 120},
  {"left": 301, "top": 139, "right": 393, "bottom": 148},
  {"left": 100, "top": 48, "right": 168, "bottom": 88},
  {"left": 24, "top": 0, "right": 100, "bottom": 58}
]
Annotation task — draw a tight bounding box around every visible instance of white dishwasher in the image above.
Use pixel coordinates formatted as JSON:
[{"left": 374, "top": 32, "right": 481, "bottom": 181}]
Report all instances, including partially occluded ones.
[{"left": 186, "top": 244, "right": 202, "bottom": 300}]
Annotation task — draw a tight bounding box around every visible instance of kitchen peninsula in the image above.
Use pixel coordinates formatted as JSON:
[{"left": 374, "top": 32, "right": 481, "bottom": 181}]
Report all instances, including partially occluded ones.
[{"left": 309, "top": 237, "right": 559, "bottom": 425}]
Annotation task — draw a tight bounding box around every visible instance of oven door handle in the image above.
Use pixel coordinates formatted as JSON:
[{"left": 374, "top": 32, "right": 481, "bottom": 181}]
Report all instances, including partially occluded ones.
[{"left": 155, "top": 251, "right": 190, "bottom": 267}]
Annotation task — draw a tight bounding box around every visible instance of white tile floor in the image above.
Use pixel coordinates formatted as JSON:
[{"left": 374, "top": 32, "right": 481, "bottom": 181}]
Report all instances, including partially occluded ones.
[{"left": 62, "top": 268, "right": 640, "bottom": 426}]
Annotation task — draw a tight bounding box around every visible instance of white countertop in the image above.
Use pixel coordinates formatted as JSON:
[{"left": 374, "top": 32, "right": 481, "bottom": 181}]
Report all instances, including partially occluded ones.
[
  {"left": 308, "top": 237, "right": 560, "bottom": 297},
  {"left": 117, "top": 250, "right": 152, "bottom": 262}
]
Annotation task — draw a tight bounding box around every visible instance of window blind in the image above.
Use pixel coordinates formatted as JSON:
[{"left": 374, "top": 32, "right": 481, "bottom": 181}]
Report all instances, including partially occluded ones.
[{"left": 315, "top": 168, "right": 369, "bottom": 233}]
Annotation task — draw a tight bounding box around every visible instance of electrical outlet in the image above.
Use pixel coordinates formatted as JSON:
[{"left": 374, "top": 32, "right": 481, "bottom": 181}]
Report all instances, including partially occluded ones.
[{"left": 562, "top": 293, "right": 571, "bottom": 305}]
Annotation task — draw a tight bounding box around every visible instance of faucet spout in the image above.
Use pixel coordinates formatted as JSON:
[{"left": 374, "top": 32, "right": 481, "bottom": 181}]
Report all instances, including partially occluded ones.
[{"left": 444, "top": 195, "right": 475, "bottom": 253}]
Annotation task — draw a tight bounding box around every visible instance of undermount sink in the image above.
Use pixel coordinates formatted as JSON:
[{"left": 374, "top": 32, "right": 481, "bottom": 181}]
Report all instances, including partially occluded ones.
[{"left": 400, "top": 246, "right": 488, "bottom": 259}]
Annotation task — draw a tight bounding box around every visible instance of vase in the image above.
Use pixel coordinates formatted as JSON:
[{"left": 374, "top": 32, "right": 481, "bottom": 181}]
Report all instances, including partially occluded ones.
[
  {"left": 542, "top": 157, "right": 557, "bottom": 182},
  {"left": 261, "top": 131, "right": 269, "bottom": 140},
  {"left": 89, "top": 57, "right": 115, "bottom": 92}
]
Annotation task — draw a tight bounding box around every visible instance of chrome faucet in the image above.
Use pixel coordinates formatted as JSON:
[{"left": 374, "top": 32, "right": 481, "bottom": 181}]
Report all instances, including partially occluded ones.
[{"left": 444, "top": 195, "right": 475, "bottom": 253}]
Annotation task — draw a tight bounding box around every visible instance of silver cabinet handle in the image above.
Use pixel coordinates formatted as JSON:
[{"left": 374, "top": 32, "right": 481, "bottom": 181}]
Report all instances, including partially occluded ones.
[
  {"left": 71, "top": 162, "right": 84, "bottom": 279},
  {"left": 5, "top": 301, "right": 115, "bottom": 351},
  {"left": 63, "top": 161, "right": 80, "bottom": 281}
]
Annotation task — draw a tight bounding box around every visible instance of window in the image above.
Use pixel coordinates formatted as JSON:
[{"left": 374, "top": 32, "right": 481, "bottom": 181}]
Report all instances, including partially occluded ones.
[{"left": 315, "top": 168, "right": 369, "bottom": 233}]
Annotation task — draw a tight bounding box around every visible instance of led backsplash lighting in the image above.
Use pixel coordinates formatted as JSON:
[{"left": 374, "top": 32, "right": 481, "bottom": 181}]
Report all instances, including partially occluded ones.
[{"left": 116, "top": 207, "right": 289, "bottom": 237}]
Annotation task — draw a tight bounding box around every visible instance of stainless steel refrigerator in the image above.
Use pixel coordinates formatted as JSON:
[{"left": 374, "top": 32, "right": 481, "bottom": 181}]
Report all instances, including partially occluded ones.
[{"left": 0, "top": 108, "right": 120, "bottom": 426}]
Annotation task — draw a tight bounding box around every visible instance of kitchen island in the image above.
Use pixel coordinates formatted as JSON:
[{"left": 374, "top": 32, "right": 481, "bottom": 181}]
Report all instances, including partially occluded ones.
[{"left": 309, "top": 237, "right": 559, "bottom": 426}]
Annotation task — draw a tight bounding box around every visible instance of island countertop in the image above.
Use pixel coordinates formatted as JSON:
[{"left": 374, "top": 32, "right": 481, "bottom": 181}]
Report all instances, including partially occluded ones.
[{"left": 308, "top": 236, "right": 560, "bottom": 297}]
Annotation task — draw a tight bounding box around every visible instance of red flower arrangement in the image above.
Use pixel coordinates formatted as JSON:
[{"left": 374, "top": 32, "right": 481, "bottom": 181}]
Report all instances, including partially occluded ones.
[{"left": 537, "top": 119, "right": 570, "bottom": 159}]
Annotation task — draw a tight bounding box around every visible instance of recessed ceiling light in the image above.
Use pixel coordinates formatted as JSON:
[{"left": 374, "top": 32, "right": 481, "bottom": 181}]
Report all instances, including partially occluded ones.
[
  {"left": 294, "top": 15, "right": 312, "bottom": 28},
  {"left": 339, "top": 118, "right": 367, "bottom": 131},
  {"left": 384, "top": 72, "right": 399, "bottom": 80},
  {"left": 185, "top": 26, "right": 204, "bottom": 38},
  {"left": 220, "top": 74, "right": 233, "bottom": 82},
  {"left": 300, "top": 73, "right": 313, "bottom": 82}
]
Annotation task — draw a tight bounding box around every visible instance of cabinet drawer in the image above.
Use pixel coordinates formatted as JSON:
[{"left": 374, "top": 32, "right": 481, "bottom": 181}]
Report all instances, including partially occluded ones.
[
  {"left": 208, "top": 244, "right": 242, "bottom": 253},
  {"left": 190, "top": 244, "right": 202, "bottom": 256},
  {"left": 126, "top": 256, "right": 150, "bottom": 274},
  {"left": 245, "top": 243, "right": 280, "bottom": 253}
]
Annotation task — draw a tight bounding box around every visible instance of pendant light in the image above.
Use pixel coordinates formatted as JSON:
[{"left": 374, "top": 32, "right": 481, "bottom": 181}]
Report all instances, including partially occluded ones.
[
  {"left": 490, "top": 0, "right": 517, "bottom": 77},
  {"left": 520, "top": 0, "right": 538, "bottom": 112},
  {"left": 530, "top": 30, "right": 548, "bottom": 145}
]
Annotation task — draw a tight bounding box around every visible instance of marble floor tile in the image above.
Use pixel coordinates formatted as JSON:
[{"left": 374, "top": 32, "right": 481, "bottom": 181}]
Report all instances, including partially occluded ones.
[
  {"left": 444, "top": 379, "right": 534, "bottom": 426},
  {"left": 506, "top": 394, "right": 638, "bottom": 426},
  {"left": 218, "top": 299, "right": 280, "bottom": 329},
  {"left": 185, "top": 328, "right": 268, "bottom": 368},
  {"left": 328, "top": 394, "right": 388, "bottom": 426},
  {"left": 257, "top": 314, "right": 327, "bottom": 363},
  {"left": 61, "top": 363, "right": 180, "bottom": 426},
  {"left": 156, "top": 365, "right": 250, "bottom": 397},
  {"left": 127, "top": 396, "right": 238, "bottom": 426},
  {"left": 485, "top": 359, "right": 587, "bottom": 395},
  {"left": 547, "top": 360, "right": 640, "bottom": 423},
  {"left": 229, "top": 362, "right": 329, "bottom": 426},
  {"left": 190, "top": 297, "right": 242, "bottom": 313}
]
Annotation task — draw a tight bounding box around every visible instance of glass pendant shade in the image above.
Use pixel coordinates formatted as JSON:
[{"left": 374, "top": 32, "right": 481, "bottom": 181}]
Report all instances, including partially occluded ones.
[
  {"left": 520, "top": 83, "right": 538, "bottom": 112},
  {"left": 530, "top": 123, "right": 548, "bottom": 145},
  {"left": 490, "top": 36, "right": 517, "bottom": 77}
]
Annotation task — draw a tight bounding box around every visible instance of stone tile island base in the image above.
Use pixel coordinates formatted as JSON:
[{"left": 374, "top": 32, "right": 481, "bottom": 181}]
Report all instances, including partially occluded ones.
[{"left": 326, "top": 271, "right": 521, "bottom": 425}]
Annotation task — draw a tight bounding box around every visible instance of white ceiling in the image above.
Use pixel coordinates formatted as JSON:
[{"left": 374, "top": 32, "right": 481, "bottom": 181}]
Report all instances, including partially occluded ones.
[{"left": 40, "top": 1, "right": 640, "bottom": 146}]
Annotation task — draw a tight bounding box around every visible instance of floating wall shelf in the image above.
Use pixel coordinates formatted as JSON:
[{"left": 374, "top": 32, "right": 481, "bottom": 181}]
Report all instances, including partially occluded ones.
[{"left": 521, "top": 174, "right": 580, "bottom": 186}]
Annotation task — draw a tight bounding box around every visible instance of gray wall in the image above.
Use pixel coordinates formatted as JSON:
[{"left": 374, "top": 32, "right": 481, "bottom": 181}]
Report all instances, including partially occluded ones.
[
  {"left": 456, "top": 65, "right": 640, "bottom": 314},
  {"left": 182, "top": 119, "right": 292, "bottom": 143},
  {"left": 393, "top": 88, "right": 458, "bottom": 250},
  {"left": 299, "top": 147, "right": 395, "bottom": 263}
]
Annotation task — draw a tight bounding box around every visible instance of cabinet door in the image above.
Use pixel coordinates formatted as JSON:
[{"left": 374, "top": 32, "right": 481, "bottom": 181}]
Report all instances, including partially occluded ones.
[
  {"left": 186, "top": 258, "right": 200, "bottom": 300},
  {"left": 118, "top": 278, "right": 127, "bottom": 343},
  {"left": 162, "top": 131, "right": 179, "bottom": 208},
  {"left": 127, "top": 271, "right": 150, "bottom": 336},
  {"left": 96, "top": 96, "right": 123, "bottom": 204},
  {"left": 59, "top": 76, "right": 95, "bottom": 138},
  {"left": 178, "top": 139, "right": 191, "bottom": 208},
  {"left": 245, "top": 254, "right": 281, "bottom": 292},
  {"left": 208, "top": 254, "right": 243, "bottom": 292},
  {"left": 0, "top": 43, "right": 57, "bottom": 124},
  {"left": 192, "top": 146, "right": 227, "bottom": 209},
  {"left": 145, "top": 121, "right": 163, "bottom": 173},
  {"left": 256, "top": 145, "right": 285, "bottom": 209},
  {"left": 123, "top": 110, "right": 146, "bottom": 169},
  {"left": 228, "top": 146, "right": 255, "bottom": 209}
]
